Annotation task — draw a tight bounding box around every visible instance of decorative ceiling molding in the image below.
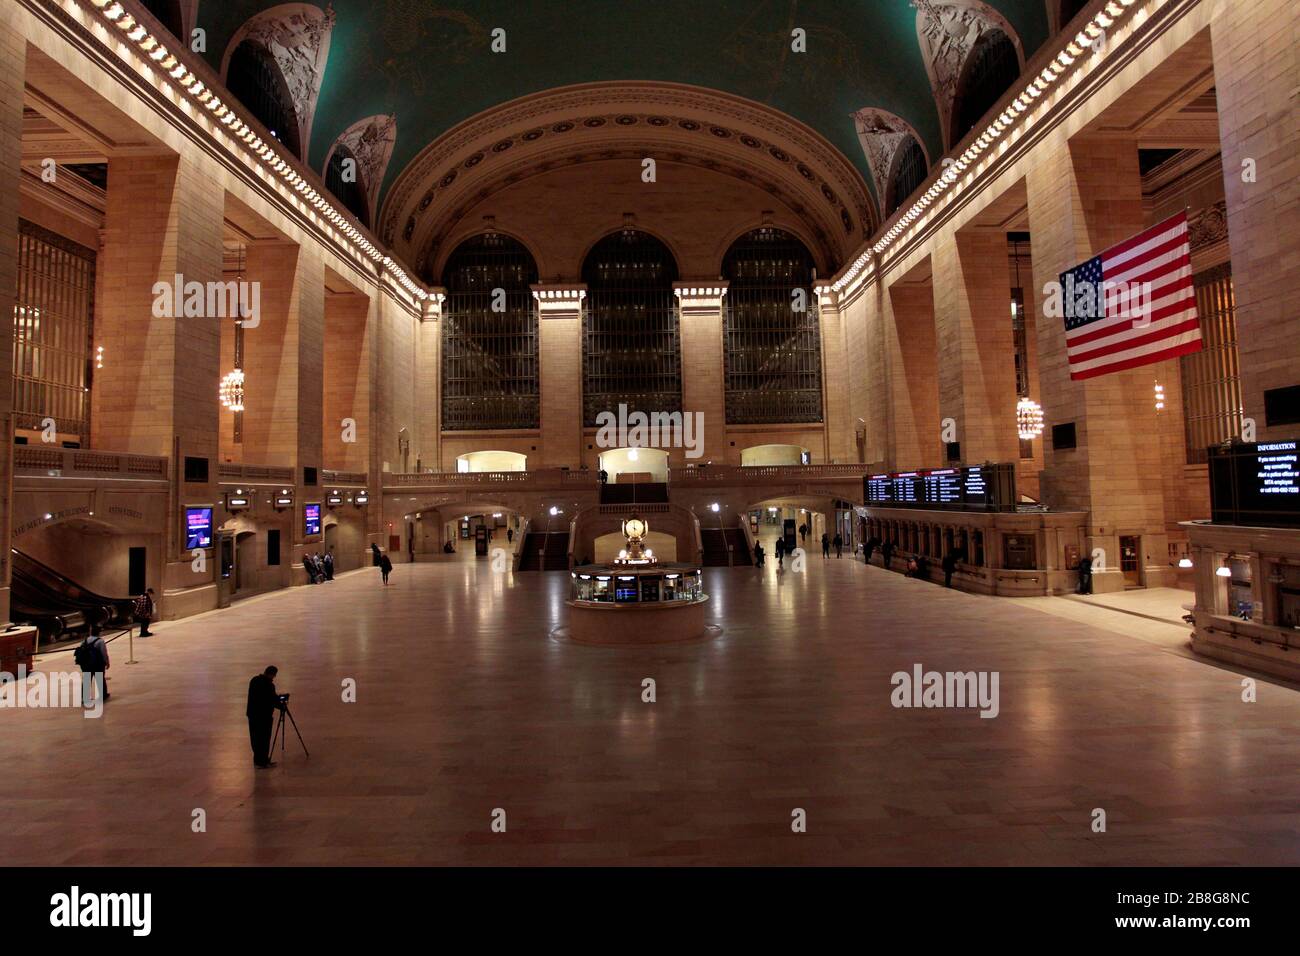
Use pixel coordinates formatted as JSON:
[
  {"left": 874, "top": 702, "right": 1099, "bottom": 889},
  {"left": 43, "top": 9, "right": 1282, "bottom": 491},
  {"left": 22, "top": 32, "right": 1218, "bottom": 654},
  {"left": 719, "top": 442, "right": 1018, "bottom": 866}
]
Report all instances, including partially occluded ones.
[
  {"left": 850, "top": 108, "right": 930, "bottom": 212},
  {"left": 322, "top": 113, "right": 397, "bottom": 227},
  {"left": 911, "top": 0, "right": 1025, "bottom": 151},
  {"left": 381, "top": 82, "right": 874, "bottom": 280},
  {"left": 220, "top": 2, "right": 336, "bottom": 163}
]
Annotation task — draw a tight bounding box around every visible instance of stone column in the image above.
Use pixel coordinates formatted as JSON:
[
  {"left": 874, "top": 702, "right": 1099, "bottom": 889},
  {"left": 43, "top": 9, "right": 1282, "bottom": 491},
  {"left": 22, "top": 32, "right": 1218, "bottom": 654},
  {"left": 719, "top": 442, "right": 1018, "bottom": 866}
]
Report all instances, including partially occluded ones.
[
  {"left": 533, "top": 284, "right": 586, "bottom": 468},
  {"left": 323, "top": 290, "right": 371, "bottom": 474},
  {"left": 1025, "top": 135, "right": 1172, "bottom": 591},
  {"left": 1211, "top": 0, "right": 1300, "bottom": 443},
  {"left": 817, "top": 287, "right": 853, "bottom": 463},
  {"left": 96, "top": 152, "right": 224, "bottom": 615},
  {"left": 0, "top": 27, "right": 21, "bottom": 621},
  {"left": 884, "top": 279, "right": 941, "bottom": 469},
  {"left": 415, "top": 292, "right": 442, "bottom": 471},
  {"left": 932, "top": 228, "right": 1020, "bottom": 464},
  {"left": 240, "top": 239, "right": 325, "bottom": 584},
  {"left": 674, "top": 283, "right": 728, "bottom": 465}
]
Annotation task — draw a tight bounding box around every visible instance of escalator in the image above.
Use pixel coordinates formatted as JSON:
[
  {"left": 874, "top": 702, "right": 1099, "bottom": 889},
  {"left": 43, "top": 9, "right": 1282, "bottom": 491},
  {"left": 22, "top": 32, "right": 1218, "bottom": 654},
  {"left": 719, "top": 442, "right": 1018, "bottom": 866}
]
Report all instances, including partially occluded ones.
[{"left": 9, "top": 549, "right": 135, "bottom": 646}]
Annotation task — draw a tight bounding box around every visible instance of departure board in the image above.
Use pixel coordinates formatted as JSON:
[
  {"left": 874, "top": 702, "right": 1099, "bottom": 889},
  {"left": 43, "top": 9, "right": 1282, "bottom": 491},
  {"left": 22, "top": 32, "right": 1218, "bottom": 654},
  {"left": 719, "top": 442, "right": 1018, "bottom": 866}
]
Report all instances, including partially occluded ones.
[{"left": 863, "top": 463, "right": 1017, "bottom": 512}]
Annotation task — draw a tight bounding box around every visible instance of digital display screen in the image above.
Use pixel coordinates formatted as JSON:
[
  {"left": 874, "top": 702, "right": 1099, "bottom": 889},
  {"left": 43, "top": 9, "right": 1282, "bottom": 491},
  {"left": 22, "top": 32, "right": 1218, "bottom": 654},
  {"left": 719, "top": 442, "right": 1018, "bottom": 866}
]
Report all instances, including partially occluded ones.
[
  {"left": 615, "top": 586, "right": 639, "bottom": 602},
  {"left": 304, "top": 503, "right": 321, "bottom": 536},
  {"left": 864, "top": 464, "right": 1016, "bottom": 512},
  {"left": 185, "top": 507, "right": 212, "bottom": 549},
  {"left": 1211, "top": 440, "right": 1300, "bottom": 527}
]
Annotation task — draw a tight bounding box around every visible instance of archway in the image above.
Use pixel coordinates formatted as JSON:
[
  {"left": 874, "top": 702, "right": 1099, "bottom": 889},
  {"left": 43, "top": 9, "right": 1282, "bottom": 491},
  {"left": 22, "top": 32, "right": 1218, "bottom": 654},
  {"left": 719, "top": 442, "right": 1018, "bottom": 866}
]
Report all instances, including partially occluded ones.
[
  {"left": 598, "top": 447, "right": 669, "bottom": 483},
  {"left": 741, "top": 444, "right": 808, "bottom": 466},
  {"left": 456, "top": 450, "right": 528, "bottom": 472}
]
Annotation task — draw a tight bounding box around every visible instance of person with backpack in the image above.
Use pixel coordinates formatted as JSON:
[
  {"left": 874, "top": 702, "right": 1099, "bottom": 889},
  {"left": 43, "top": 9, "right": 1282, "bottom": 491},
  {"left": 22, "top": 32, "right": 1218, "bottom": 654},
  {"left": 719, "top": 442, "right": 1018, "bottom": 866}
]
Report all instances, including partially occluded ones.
[
  {"left": 75, "top": 627, "right": 110, "bottom": 704},
  {"left": 133, "top": 588, "right": 156, "bottom": 637},
  {"left": 379, "top": 552, "right": 393, "bottom": 585}
]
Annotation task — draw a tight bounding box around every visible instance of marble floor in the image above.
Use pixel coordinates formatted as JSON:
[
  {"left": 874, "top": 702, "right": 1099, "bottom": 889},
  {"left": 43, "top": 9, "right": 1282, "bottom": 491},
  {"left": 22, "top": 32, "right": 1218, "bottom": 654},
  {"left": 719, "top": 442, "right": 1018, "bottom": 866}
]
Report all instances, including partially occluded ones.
[{"left": 2, "top": 555, "right": 1297, "bottom": 866}]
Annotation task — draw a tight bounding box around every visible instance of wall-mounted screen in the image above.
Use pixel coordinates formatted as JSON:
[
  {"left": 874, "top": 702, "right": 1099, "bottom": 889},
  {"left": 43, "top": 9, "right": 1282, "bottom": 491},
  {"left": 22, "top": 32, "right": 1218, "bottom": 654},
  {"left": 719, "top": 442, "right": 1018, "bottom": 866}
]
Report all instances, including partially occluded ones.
[
  {"left": 185, "top": 507, "right": 213, "bottom": 549},
  {"left": 1209, "top": 440, "right": 1300, "bottom": 527},
  {"left": 863, "top": 463, "right": 1016, "bottom": 512},
  {"left": 304, "top": 503, "right": 321, "bottom": 536}
]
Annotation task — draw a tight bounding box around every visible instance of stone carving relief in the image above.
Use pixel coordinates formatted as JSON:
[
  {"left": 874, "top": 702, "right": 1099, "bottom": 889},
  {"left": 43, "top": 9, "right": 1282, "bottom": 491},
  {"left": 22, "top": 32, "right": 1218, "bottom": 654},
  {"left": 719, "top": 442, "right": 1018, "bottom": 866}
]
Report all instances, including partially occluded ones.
[
  {"left": 850, "top": 108, "right": 927, "bottom": 215},
  {"left": 1188, "top": 200, "right": 1229, "bottom": 251},
  {"left": 325, "top": 114, "right": 398, "bottom": 224},
  {"left": 223, "top": 3, "right": 337, "bottom": 162},
  {"left": 911, "top": 0, "right": 1023, "bottom": 149}
]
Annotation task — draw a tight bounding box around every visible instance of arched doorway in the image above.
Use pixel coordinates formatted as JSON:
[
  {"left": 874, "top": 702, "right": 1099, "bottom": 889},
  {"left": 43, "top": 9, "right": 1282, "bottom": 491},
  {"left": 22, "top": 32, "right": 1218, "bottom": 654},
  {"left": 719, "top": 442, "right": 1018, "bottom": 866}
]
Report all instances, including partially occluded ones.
[
  {"left": 598, "top": 447, "right": 669, "bottom": 484},
  {"left": 456, "top": 450, "right": 527, "bottom": 472}
]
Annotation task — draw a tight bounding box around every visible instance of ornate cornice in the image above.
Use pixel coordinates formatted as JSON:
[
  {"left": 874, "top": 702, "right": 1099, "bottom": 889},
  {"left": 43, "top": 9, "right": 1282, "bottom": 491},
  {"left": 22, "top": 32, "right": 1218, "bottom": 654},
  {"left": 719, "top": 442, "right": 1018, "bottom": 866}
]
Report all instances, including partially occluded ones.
[{"left": 380, "top": 82, "right": 875, "bottom": 278}]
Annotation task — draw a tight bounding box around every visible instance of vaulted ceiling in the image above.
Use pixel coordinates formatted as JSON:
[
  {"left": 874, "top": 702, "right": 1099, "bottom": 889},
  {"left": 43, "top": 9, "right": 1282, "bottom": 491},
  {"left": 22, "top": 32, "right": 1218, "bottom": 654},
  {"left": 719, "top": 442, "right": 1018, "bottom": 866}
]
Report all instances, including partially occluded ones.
[{"left": 194, "top": 0, "right": 1053, "bottom": 217}]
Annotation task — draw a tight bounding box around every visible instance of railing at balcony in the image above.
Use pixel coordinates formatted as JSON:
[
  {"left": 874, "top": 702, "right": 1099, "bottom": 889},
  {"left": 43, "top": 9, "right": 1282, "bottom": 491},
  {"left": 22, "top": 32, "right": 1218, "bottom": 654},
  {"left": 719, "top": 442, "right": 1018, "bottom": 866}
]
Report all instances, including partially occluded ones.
[
  {"left": 217, "top": 463, "right": 295, "bottom": 483},
  {"left": 321, "top": 469, "right": 367, "bottom": 486},
  {"left": 384, "top": 468, "right": 597, "bottom": 490},
  {"left": 14, "top": 446, "right": 168, "bottom": 480},
  {"left": 668, "top": 464, "right": 871, "bottom": 485}
]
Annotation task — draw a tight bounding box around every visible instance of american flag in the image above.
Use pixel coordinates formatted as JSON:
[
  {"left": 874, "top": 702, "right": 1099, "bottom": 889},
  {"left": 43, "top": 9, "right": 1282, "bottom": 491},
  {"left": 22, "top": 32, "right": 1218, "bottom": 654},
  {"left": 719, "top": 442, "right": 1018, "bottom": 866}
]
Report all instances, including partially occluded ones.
[{"left": 1060, "top": 211, "right": 1202, "bottom": 381}]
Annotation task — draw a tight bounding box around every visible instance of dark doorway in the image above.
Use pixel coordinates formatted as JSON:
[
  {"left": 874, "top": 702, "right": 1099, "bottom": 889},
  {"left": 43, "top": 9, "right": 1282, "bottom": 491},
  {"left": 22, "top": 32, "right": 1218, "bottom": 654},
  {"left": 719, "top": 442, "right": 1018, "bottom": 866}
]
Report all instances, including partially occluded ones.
[
  {"left": 128, "top": 547, "right": 146, "bottom": 595},
  {"left": 1120, "top": 535, "right": 1142, "bottom": 587}
]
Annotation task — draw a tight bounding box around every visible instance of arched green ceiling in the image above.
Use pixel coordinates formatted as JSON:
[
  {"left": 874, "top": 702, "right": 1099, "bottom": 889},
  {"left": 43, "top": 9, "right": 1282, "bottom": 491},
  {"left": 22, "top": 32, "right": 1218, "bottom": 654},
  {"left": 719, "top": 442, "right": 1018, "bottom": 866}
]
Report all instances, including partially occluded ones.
[{"left": 196, "top": 0, "right": 1050, "bottom": 208}]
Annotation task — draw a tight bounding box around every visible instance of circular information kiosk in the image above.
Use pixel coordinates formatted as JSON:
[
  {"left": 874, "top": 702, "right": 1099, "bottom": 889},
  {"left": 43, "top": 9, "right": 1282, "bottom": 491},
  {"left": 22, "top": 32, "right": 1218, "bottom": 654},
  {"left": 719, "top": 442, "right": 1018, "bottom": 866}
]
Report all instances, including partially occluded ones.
[{"left": 565, "top": 515, "right": 711, "bottom": 644}]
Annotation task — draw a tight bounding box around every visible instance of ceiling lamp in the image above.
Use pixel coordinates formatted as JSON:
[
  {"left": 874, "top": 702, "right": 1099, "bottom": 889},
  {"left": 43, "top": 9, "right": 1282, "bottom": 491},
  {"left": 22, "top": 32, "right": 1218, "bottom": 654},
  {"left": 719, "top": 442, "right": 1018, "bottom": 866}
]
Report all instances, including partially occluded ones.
[
  {"left": 1178, "top": 557, "right": 1193, "bottom": 569},
  {"left": 219, "top": 368, "right": 245, "bottom": 412},
  {"left": 1016, "top": 398, "right": 1044, "bottom": 440}
]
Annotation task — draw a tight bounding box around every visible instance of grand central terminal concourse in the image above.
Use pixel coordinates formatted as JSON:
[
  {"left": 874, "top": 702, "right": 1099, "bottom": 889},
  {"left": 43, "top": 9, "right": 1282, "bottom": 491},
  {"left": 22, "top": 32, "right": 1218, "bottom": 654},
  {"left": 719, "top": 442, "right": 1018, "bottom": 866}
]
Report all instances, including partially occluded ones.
[{"left": 0, "top": 0, "right": 1296, "bottom": 921}]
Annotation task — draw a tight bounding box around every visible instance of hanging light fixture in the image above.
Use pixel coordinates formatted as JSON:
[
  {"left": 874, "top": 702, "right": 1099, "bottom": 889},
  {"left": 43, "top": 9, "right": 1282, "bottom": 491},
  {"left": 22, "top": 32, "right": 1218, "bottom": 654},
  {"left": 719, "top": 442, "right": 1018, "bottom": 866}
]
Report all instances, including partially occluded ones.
[
  {"left": 1154, "top": 381, "right": 1165, "bottom": 411},
  {"left": 1016, "top": 398, "right": 1044, "bottom": 440},
  {"left": 219, "top": 368, "right": 245, "bottom": 412},
  {"left": 1216, "top": 553, "right": 1234, "bottom": 578}
]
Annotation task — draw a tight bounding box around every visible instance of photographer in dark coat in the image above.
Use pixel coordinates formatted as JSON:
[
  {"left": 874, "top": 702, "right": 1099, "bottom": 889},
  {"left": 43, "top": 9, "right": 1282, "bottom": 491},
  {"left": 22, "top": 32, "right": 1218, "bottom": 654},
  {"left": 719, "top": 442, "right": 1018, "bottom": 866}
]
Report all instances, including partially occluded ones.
[{"left": 246, "top": 666, "right": 279, "bottom": 769}]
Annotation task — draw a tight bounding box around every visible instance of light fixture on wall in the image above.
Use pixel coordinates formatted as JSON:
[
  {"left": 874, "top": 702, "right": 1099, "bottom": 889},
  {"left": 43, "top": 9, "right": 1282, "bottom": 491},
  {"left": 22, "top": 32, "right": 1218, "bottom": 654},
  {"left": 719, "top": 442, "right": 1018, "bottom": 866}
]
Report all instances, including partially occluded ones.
[
  {"left": 1016, "top": 398, "right": 1044, "bottom": 440},
  {"left": 1216, "top": 553, "right": 1234, "bottom": 578},
  {"left": 1154, "top": 382, "right": 1165, "bottom": 411},
  {"left": 1178, "top": 556, "right": 1193, "bottom": 569},
  {"left": 219, "top": 368, "right": 245, "bottom": 411},
  {"left": 95, "top": 345, "right": 104, "bottom": 370}
]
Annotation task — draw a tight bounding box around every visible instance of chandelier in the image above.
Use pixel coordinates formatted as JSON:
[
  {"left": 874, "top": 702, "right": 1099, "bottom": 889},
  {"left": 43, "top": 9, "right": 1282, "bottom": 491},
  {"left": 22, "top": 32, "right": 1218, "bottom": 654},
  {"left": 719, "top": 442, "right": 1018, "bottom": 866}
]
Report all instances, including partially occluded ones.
[
  {"left": 1016, "top": 397, "right": 1044, "bottom": 440},
  {"left": 219, "top": 368, "right": 245, "bottom": 412}
]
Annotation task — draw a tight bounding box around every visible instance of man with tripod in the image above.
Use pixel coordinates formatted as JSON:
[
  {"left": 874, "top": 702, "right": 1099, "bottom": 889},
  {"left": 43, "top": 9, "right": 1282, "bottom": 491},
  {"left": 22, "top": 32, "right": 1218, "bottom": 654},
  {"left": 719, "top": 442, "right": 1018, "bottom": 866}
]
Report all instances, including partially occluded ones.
[{"left": 246, "top": 665, "right": 279, "bottom": 769}]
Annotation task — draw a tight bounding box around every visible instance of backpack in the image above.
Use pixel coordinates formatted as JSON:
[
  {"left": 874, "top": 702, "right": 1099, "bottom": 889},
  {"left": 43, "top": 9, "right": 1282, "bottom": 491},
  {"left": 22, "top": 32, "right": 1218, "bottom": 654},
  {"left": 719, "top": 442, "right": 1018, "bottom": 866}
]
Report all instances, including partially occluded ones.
[{"left": 74, "top": 639, "right": 98, "bottom": 670}]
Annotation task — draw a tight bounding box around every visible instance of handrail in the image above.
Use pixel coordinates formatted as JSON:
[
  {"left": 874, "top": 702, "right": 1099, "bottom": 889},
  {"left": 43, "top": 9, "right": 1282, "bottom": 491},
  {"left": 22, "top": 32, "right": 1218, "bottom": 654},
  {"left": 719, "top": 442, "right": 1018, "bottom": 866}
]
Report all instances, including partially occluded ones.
[
  {"left": 217, "top": 462, "right": 294, "bottom": 483},
  {"left": 14, "top": 446, "right": 168, "bottom": 480},
  {"left": 669, "top": 464, "right": 871, "bottom": 484}
]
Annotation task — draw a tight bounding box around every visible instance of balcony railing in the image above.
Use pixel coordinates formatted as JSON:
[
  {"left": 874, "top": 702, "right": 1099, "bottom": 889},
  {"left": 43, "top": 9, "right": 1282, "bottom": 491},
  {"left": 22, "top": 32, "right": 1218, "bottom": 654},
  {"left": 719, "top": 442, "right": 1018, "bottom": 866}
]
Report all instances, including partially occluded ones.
[
  {"left": 384, "top": 469, "right": 597, "bottom": 489},
  {"left": 321, "top": 469, "right": 367, "bottom": 486},
  {"left": 668, "top": 464, "right": 870, "bottom": 485},
  {"left": 14, "top": 446, "right": 168, "bottom": 480},
  {"left": 382, "top": 464, "right": 870, "bottom": 491},
  {"left": 217, "top": 463, "right": 295, "bottom": 483}
]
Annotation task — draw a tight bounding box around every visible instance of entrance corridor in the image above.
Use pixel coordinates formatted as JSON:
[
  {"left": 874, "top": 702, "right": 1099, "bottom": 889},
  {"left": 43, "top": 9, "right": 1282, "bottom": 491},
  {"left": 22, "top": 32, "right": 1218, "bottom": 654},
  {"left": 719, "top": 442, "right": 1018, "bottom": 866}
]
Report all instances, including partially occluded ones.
[{"left": 1, "top": 558, "right": 1296, "bottom": 866}]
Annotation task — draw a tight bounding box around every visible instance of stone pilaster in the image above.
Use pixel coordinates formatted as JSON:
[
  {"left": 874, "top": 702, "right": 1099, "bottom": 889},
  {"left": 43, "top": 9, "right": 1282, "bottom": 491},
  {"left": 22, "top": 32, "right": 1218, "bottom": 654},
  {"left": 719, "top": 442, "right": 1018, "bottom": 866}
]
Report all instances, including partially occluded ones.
[
  {"left": 674, "top": 283, "right": 728, "bottom": 464},
  {"left": 532, "top": 284, "right": 585, "bottom": 468}
]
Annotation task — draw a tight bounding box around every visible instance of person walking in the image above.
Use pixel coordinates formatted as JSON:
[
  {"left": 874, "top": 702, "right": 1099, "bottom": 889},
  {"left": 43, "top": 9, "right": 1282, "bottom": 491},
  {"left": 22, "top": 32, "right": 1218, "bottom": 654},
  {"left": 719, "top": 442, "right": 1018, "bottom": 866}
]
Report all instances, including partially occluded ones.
[
  {"left": 864, "top": 536, "right": 879, "bottom": 565},
  {"left": 246, "top": 665, "right": 279, "bottom": 769},
  {"left": 379, "top": 552, "right": 393, "bottom": 585},
  {"left": 507, "top": 527, "right": 514, "bottom": 545},
  {"left": 821, "top": 532, "right": 830, "bottom": 558},
  {"left": 834, "top": 533, "right": 844, "bottom": 558},
  {"left": 775, "top": 537, "right": 785, "bottom": 568},
  {"left": 133, "top": 587, "right": 156, "bottom": 637},
  {"left": 942, "top": 551, "right": 957, "bottom": 588},
  {"left": 74, "top": 627, "right": 110, "bottom": 705},
  {"left": 1077, "top": 554, "right": 1093, "bottom": 595},
  {"left": 753, "top": 541, "right": 765, "bottom": 568},
  {"left": 370, "top": 543, "right": 382, "bottom": 567},
  {"left": 881, "top": 539, "right": 895, "bottom": 571},
  {"left": 799, "top": 523, "right": 808, "bottom": 545}
]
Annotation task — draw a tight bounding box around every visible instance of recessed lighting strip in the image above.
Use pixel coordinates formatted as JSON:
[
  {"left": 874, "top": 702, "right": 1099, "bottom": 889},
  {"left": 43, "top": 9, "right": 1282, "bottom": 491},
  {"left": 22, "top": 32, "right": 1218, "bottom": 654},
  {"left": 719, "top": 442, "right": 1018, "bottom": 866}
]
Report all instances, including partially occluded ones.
[
  {"left": 84, "top": 0, "right": 430, "bottom": 304},
  {"left": 822, "top": 0, "right": 1144, "bottom": 297}
]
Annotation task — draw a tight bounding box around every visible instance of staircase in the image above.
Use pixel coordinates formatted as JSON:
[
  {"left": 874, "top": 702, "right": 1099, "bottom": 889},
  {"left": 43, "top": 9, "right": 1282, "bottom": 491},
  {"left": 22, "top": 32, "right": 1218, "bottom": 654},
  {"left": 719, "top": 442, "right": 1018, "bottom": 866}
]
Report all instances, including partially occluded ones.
[
  {"left": 518, "top": 532, "right": 571, "bottom": 571},
  {"left": 701, "top": 528, "right": 730, "bottom": 567},
  {"left": 724, "top": 528, "right": 752, "bottom": 566},
  {"left": 600, "top": 481, "right": 669, "bottom": 504}
]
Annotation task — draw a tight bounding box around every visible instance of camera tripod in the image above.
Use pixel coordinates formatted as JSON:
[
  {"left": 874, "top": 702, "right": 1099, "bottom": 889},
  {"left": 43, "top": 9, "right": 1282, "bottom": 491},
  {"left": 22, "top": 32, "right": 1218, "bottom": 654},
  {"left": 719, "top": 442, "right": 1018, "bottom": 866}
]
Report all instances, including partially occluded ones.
[{"left": 270, "top": 700, "right": 310, "bottom": 758}]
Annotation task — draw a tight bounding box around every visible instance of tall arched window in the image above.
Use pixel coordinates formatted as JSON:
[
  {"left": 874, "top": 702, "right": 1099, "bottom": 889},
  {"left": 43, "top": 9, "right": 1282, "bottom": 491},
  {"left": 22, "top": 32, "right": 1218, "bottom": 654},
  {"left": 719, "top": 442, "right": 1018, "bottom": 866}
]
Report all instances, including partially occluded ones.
[
  {"left": 581, "top": 230, "right": 681, "bottom": 426},
  {"left": 951, "top": 30, "right": 1020, "bottom": 145},
  {"left": 886, "top": 137, "right": 928, "bottom": 218},
  {"left": 226, "top": 40, "right": 301, "bottom": 159},
  {"left": 441, "top": 234, "right": 540, "bottom": 430},
  {"left": 325, "top": 145, "right": 369, "bottom": 227},
  {"left": 721, "top": 228, "right": 821, "bottom": 424}
]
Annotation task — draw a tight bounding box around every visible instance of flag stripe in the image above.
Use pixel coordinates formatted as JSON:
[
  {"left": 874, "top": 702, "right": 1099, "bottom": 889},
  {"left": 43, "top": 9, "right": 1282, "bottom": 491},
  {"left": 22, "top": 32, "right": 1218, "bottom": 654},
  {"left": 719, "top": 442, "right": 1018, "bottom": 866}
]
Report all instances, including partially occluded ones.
[{"left": 1060, "top": 211, "right": 1202, "bottom": 379}]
